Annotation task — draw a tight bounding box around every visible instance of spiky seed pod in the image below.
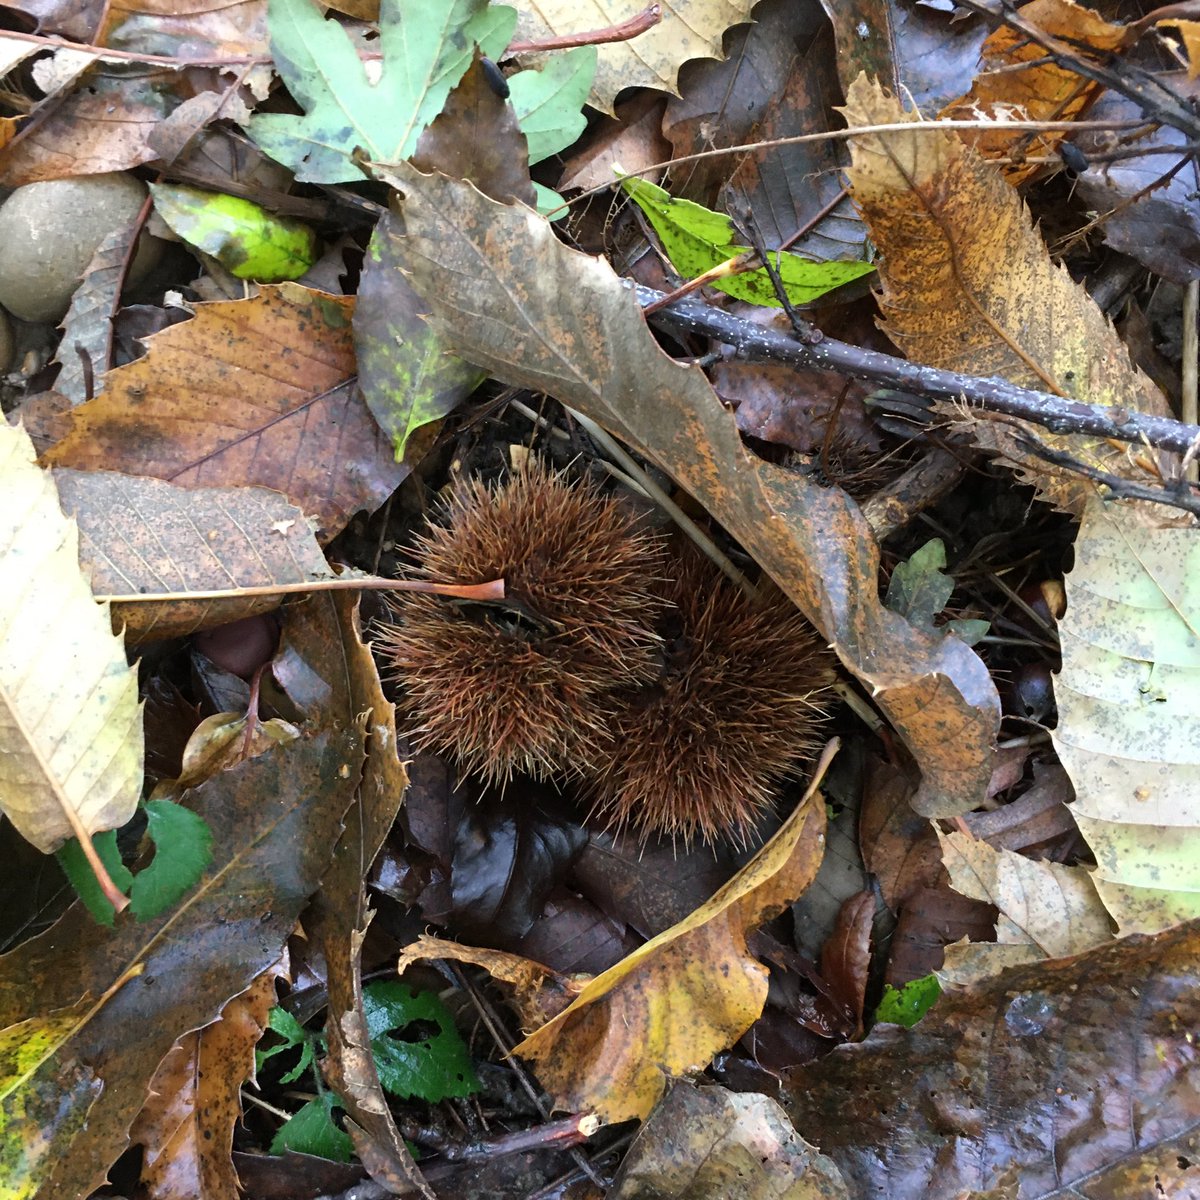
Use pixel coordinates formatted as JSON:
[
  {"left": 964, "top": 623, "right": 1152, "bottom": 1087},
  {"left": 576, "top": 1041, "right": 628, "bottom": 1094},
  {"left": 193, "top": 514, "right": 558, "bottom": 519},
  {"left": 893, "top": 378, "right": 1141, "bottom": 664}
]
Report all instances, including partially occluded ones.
[
  {"left": 378, "top": 462, "right": 666, "bottom": 784},
  {"left": 587, "top": 547, "right": 837, "bottom": 846}
]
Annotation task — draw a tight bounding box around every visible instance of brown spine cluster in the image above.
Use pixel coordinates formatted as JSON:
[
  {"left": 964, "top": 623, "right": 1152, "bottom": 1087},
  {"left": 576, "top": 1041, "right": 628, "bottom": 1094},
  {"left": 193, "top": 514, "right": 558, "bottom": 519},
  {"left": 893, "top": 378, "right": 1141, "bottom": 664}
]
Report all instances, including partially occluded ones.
[
  {"left": 378, "top": 463, "right": 666, "bottom": 784},
  {"left": 381, "top": 462, "right": 836, "bottom": 843}
]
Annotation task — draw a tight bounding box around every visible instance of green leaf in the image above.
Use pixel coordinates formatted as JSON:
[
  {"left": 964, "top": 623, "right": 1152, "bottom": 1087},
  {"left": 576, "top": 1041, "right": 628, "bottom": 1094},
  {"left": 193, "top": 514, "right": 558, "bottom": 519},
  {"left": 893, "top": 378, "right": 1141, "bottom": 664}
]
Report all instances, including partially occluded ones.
[
  {"left": 885, "top": 539, "right": 988, "bottom": 647},
  {"left": 270, "top": 1093, "right": 355, "bottom": 1162},
  {"left": 249, "top": 0, "right": 516, "bottom": 183},
  {"left": 363, "top": 981, "right": 479, "bottom": 1101},
  {"left": 507, "top": 47, "right": 596, "bottom": 166},
  {"left": 873, "top": 975, "right": 941, "bottom": 1027},
  {"left": 127, "top": 801, "right": 214, "bottom": 920},
  {"left": 354, "top": 210, "right": 485, "bottom": 460},
  {"left": 56, "top": 831, "right": 133, "bottom": 927},
  {"left": 620, "top": 176, "right": 875, "bottom": 307},
  {"left": 149, "top": 184, "right": 317, "bottom": 282},
  {"left": 257, "top": 1006, "right": 318, "bottom": 1084}
]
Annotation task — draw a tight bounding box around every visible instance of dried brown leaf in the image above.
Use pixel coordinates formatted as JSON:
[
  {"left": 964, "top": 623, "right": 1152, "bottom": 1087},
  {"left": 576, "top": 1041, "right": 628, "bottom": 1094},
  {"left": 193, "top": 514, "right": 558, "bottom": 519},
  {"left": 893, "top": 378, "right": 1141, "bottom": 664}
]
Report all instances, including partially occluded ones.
[
  {"left": 55, "top": 470, "right": 330, "bottom": 640},
  {"left": 42, "top": 284, "right": 404, "bottom": 539}
]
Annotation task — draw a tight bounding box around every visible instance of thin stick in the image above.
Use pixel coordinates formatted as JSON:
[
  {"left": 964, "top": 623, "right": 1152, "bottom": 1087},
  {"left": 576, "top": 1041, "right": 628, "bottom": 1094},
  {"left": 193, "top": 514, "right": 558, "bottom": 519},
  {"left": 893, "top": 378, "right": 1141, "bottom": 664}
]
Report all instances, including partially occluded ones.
[
  {"left": 97, "top": 576, "right": 505, "bottom": 605},
  {"left": 565, "top": 407, "right": 759, "bottom": 600}
]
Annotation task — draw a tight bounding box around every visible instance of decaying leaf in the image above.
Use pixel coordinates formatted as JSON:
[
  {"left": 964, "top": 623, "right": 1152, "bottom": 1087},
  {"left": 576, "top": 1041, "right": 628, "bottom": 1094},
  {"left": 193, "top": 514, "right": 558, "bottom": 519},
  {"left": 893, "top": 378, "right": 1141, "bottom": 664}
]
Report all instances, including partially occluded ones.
[
  {"left": 841, "top": 74, "right": 1170, "bottom": 515},
  {"left": 784, "top": 920, "right": 1200, "bottom": 1198},
  {"left": 383, "top": 161, "right": 1000, "bottom": 818},
  {"left": 611, "top": 1081, "right": 849, "bottom": 1200},
  {"left": 0, "top": 422, "right": 143, "bottom": 857},
  {"left": 354, "top": 209, "right": 485, "bottom": 460},
  {"left": 0, "top": 725, "right": 361, "bottom": 1200},
  {"left": 130, "top": 955, "right": 289, "bottom": 1199},
  {"left": 55, "top": 470, "right": 330, "bottom": 640},
  {"left": 275, "top": 591, "right": 432, "bottom": 1197},
  {"left": 940, "top": 0, "right": 1127, "bottom": 181},
  {"left": 936, "top": 828, "right": 1113, "bottom": 981},
  {"left": 1054, "top": 497, "right": 1200, "bottom": 933},
  {"left": 42, "top": 284, "right": 404, "bottom": 539},
  {"left": 512, "top": 788, "right": 826, "bottom": 1122}
]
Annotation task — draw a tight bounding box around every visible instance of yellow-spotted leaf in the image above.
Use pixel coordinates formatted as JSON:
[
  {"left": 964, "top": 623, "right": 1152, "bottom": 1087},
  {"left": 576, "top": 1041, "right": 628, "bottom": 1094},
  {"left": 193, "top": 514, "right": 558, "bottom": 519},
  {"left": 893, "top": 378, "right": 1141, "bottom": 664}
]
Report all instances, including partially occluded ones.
[
  {"left": 0, "top": 422, "right": 143, "bottom": 857},
  {"left": 149, "top": 184, "right": 317, "bottom": 282}
]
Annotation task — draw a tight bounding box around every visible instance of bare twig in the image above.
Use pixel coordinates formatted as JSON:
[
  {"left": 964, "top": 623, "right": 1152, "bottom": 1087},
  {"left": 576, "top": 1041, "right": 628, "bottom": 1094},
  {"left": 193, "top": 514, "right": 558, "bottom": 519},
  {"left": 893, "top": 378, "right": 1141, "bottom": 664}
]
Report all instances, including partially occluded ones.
[{"left": 636, "top": 285, "right": 1200, "bottom": 458}]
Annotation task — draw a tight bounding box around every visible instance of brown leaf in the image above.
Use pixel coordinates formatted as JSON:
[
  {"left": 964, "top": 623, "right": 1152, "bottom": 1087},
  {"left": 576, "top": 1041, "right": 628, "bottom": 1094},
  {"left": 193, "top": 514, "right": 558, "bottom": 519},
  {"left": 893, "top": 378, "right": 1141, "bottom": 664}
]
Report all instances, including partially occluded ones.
[
  {"left": 411, "top": 53, "right": 534, "bottom": 207},
  {"left": 96, "top": 0, "right": 268, "bottom": 57},
  {"left": 130, "top": 954, "right": 289, "bottom": 1199},
  {"left": 0, "top": 77, "right": 166, "bottom": 186},
  {"left": 385, "top": 162, "right": 1000, "bottom": 818},
  {"left": 0, "top": 728, "right": 361, "bottom": 1200},
  {"left": 819, "top": 891, "right": 874, "bottom": 1037},
  {"left": 611, "top": 1081, "right": 849, "bottom": 1199},
  {"left": 279, "top": 591, "right": 433, "bottom": 1199},
  {"left": 785, "top": 921, "right": 1200, "bottom": 1198},
  {"left": 55, "top": 470, "right": 331, "bottom": 640},
  {"left": 42, "top": 284, "right": 404, "bottom": 539},
  {"left": 940, "top": 0, "right": 1126, "bottom": 181},
  {"left": 841, "top": 75, "right": 1170, "bottom": 514}
]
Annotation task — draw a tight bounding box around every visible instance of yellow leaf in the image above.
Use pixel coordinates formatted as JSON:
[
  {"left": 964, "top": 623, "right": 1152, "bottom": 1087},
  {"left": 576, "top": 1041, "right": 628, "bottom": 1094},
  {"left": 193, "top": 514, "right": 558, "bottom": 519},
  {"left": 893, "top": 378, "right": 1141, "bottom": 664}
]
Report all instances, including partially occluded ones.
[
  {"left": 513, "top": 785, "right": 827, "bottom": 1123},
  {"left": 0, "top": 422, "right": 142, "bottom": 854},
  {"left": 941, "top": 0, "right": 1127, "bottom": 181}
]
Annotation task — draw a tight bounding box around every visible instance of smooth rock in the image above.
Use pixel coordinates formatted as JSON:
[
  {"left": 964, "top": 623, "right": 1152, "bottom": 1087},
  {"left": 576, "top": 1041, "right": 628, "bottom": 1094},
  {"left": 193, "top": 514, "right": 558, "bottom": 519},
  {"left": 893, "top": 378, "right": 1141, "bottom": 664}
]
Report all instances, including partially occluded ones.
[{"left": 0, "top": 174, "right": 162, "bottom": 322}]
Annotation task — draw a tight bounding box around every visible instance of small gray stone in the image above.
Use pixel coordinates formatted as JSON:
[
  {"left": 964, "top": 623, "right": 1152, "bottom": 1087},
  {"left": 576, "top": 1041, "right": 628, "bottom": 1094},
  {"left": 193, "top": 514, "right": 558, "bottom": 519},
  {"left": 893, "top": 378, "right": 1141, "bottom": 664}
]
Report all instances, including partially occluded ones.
[{"left": 0, "top": 174, "right": 163, "bottom": 322}]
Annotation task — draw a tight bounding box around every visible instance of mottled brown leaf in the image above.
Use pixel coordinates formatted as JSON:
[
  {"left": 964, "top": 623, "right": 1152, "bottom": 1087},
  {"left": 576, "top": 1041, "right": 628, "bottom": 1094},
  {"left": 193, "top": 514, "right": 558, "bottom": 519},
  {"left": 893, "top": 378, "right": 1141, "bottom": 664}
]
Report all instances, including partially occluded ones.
[
  {"left": 785, "top": 921, "right": 1200, "bottom": 1199},
  {"left": 42, "top": 284, "right": 403, "bottom": 539},
  {"left": 0, "top": 727, "right": 361, "bottom": 1200},
  {"left": 55, "top": 470, "right": 330, "bottom": 640}
]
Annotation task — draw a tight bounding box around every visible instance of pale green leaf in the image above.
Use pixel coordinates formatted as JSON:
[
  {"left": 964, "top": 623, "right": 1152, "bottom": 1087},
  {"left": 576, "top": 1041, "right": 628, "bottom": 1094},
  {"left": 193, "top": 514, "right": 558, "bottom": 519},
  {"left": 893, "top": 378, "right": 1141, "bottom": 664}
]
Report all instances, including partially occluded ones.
[
  {"left": 249, "top": 0, "right": 516, "bottom": 183},
  {"left": 507, "top": 46, "right": 596, "bottom": 166},
  {"left": 128, "top": 800, "right": 214, "bottom": 919},
  {"left": 1054, "top": 498, "right": 1200, "bottom": 934}
]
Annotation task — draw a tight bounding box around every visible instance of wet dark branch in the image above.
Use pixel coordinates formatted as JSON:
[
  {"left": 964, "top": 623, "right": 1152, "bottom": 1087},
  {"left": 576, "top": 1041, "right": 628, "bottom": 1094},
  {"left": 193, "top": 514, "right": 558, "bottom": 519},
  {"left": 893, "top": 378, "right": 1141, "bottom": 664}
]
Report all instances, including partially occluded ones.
[{"left": 635, "top": 285, "right": 1200, "bottom": 459}]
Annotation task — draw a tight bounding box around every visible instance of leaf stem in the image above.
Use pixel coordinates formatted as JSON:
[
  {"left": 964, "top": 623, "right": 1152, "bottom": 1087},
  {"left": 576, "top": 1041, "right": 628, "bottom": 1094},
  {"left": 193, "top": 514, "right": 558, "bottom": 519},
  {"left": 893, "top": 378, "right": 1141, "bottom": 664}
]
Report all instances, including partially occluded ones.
[{"left": 97, "top": 576, "right": 505, "bottom": 605}]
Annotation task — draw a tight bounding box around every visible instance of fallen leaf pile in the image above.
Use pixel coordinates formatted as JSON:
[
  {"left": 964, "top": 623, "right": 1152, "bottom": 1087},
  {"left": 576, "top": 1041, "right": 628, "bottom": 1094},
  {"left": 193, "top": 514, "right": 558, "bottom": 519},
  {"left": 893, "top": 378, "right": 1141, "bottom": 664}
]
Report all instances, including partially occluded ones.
[{"left": 2, "top": 0, "right": 1199, "bottom": 1195}]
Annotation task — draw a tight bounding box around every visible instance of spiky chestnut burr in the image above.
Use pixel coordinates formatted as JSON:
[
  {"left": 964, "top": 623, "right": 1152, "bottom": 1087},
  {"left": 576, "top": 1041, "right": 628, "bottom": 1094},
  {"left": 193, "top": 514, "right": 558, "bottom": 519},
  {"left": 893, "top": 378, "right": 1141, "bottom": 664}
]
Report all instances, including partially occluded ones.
[
  {"left": 587, "top": 547, "right": 837, "bottom": 845},
  {"left": 378, "top": 462, "right": 666, "bottom": 784}
]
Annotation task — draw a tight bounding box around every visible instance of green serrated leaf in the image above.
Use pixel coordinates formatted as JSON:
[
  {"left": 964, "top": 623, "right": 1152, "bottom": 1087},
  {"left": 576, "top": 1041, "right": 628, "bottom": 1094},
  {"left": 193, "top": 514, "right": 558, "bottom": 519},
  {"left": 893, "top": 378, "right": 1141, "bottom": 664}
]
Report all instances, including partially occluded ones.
[
  {"left": 507, "top": 46, "right": 596, "bottom": 166},
  {"left": 620, "top": 176, "right": 874, "bottom": 307},
  {"left": 128, "top": 801, "right": 213, "bottom": 920},
  {"left": 873, "top": 975, "right": 941, "bottom": 1027},
  {"left": 249, "top": 0, "right": 516, "bottom": 183},
  {"left": 257, "top": 1006, "right": 318, "bottom": 1084},
  {"left": 149, "top": 184, "right": 317, "bottom": 282},
  {"left": 56, "top": 831, "right": 133, "bottom": 927},
  {"left": 363, "top": 981, "right": 479, "bottom": 1101},
  {"left": 270, "top": 1093, "right": 355, "bottom": 1162}
]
